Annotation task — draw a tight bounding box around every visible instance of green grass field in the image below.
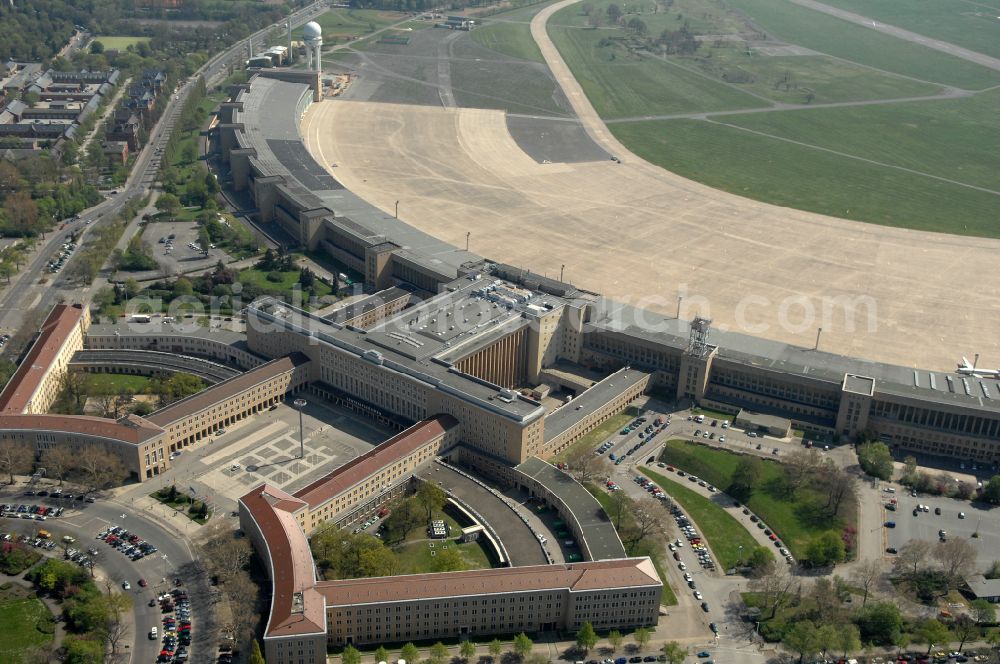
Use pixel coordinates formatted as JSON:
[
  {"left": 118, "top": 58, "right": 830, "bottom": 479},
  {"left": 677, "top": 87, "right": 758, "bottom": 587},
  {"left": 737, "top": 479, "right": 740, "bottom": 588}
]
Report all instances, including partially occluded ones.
[
  {"left": 683, "top": 48, "right": 943, "bottom": 104},
  {"left": 0, "top": 596, "right": 54, "bottom": 662},
  {"left": 393, "top": 538, "right": 493, "bottom": 574},
  {"left": 641, "top": 467, "right": 758, "bottom": 570},
  {"left": 657, "top": 439, "right": 849, "bottom": 557},
  {"left": 297, "top": 8, "right": 408, "bottom": 43},
  {"left": 471, "top": 19, "right": 545, "bottom": 62},
  {"left": 548, "top": 23, "right": 766, "bottom": 118},
  {"left": 611, "top": 110, "right": 1000, "bottom": 236},
  {"left": 809, "top": 0, "right": 1000, "bottom": 61},
  {"left": 237, "top": 266, "right": 333, "bottom": 299},
  {"left": 94, "top": 35, "right": 149, "bottom": 50},
  {"left": 723, "top": 0, "right": 1000, "bottom": 89},
  {"left": 543, "top": 0, "right": 998, "bottom": 234},
  {"left": 84, "top": 373, "right": 151, "bottom": 395}
]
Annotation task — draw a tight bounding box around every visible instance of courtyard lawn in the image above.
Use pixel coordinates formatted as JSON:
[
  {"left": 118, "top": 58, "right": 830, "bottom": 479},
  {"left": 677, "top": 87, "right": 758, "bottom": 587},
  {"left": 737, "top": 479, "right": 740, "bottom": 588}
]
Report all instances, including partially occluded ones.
[
  {"left": 641, "top": 467, "right": 757, "bottom": 571},
  {"left": 0, "top": 593, "right": 54, "bottom": 662},
  {"left": 83, "top": 373, "right": 151, "bottom": 395},
  {"left": 236, "top": 266, "right": 333, "bottom": 299},
  {"left": 657, "top": 439, "right": 851, "bottom": 557},
  {"left": 393, "top": 538, "right": 493, "bottom": 574}
]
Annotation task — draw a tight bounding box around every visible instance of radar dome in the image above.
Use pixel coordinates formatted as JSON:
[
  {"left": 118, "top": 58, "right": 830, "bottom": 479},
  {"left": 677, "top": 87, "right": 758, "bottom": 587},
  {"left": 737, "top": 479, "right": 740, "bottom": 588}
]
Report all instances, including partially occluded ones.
[{"left": 303, "top": 21, "right": 322, "bottom": 41}]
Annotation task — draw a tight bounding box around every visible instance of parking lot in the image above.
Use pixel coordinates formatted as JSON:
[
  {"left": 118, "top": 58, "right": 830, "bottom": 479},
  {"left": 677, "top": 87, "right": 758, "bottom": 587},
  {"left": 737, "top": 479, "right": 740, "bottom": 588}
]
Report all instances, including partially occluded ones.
[
  {"left": 139, "top": 220, "right": 231, "bottom": 277},
  {"left": 884, "top": 486, "right": 1000, "bottom": 568}
]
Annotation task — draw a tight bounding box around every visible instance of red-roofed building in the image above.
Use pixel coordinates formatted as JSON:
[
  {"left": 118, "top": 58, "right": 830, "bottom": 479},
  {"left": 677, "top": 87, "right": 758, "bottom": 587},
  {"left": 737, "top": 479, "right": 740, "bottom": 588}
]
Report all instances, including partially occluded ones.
[{"left": 0, "top": 304, "right": 90, "bottom": 415}]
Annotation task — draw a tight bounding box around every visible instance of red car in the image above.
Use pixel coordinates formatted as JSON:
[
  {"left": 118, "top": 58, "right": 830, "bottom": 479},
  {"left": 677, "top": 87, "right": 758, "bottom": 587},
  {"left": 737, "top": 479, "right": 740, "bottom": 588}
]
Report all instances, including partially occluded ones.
[{"left": 138, "top": 578, "right": 147, "bottom": 587}]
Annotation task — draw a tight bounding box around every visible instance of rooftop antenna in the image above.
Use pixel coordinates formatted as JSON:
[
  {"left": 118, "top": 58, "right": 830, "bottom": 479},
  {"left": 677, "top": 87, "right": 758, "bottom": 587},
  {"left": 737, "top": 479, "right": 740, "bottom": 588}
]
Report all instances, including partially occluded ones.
[{"left": 814, "top": 326, "right": 822, "bottom": 351}]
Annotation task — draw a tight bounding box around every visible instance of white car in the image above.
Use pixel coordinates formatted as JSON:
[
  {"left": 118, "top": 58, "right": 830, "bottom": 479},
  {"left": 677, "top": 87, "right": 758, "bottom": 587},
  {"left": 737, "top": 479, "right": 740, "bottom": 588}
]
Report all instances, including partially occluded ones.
[
  {"left": 149, "top": 627, "right": 158, "bottom": 639},
  {"left": 678, "top": 562, "right": 686, "bottom": 570},
  {"left": 693, "top": 591, "right": 703, "bottom": 600},
  {"left": 122, "top": 581, "right": 131, "bottom": 590}
]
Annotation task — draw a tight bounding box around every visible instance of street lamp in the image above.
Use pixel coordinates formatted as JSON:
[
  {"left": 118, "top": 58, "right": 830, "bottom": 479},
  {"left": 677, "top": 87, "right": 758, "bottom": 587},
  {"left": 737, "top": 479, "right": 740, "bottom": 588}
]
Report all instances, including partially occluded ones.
[
  {"left": 293, "top": 398, "right": 307, "bottom": 460},
  {"left": 738, "top": 544, "right": 743, "bottom": 566}
]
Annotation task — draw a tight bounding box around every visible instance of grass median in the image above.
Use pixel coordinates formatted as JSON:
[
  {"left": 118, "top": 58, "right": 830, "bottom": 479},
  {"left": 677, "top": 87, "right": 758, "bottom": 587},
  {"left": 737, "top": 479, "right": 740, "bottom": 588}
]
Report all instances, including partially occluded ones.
[
  {"left": 658, "top": 439, "right": 851, "bottom": 558},
  {"left": 640, "top": 466, "right": 757, "bottom": 571}
]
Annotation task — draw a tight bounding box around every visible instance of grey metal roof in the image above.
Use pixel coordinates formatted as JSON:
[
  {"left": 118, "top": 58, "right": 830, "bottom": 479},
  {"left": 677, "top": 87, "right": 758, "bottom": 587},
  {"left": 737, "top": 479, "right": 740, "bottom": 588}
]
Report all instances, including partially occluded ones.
[
  {"left": 515, "top": 457, "right": 626, "bottom": 562},
  {"left": 543, "top": 367, "right": 649, "bottom": 443},
  {"left": 589, "top": 300, "right": 1000, "bottom": 414},
  {"left": 249, "top": 293, "right": 546, "bottom": 424}
]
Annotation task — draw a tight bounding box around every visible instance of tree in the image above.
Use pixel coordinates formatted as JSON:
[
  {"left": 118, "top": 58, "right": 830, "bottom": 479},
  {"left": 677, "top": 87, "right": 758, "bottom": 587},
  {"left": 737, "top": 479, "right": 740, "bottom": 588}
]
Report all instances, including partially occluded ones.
[
  {"left": 804, "top": 531, "right": 845, "bottom": 567},
  {"left": 489, "top": 638, "right": 503, "bottom": 661},
  {"left": 514, "top": 633, "right": 533, "bottom": 659},
  {"left": 249, "top": 639, "right": 267, "bottom": 664},
  {"left": 785, "top": 449, "right": 824, "bottom": 491},
  {"left": 429, "top": 642, "right": 449, "bottom": 664},
  {"left": 728, "top": 456, "right": 763, "bottom": 501},
  {"left": 4, "top": 190, "right": 39, "bottom": 234},
  {"left": 785, "top": 620, "right": 820, "bottom": 663},
  {"left": 895, "top": 539, "right": 932, "bottom": 577},
  {"left": 902, "top": 456, "right": 918, "bottom": 483},
  {"left": 934, "top": 538, "right": 977, "bottom": 584},
  {"left": 431, "top": 546, "right": 465, "bottom": 573},
  {"left": 459, "top": 640, "right": 476, "bottom": 661},
  {"left": 972, "top": 598, "right": 996, "bottom": 625},
  {"left": 0, "top": 262, "right": 13, "bottom": 284},
  {"left": 851, "top": 558, "right": 882, "bottom": 607},
  {"left": 857, "top": 442, "right": 894, "bottom": 480},
  {"left": 0, "top": 439, "right": 34, "bottom": 484},
  {"left": 608, "top": 487, "right": 630, "bottom": 529},
  {"left": 915, "top": 619, "right": 950, "bottom": 654},
  {"left": 835, "top": 623, "right": 861, "bottom": 658},
  {"left": 566, "top": 443, "right": 606, "bottom": 485},
  {"left": 606, "top": 3, "right": 622, "bottom": 22},
  {"left": 823, "top": 467, "right": 856, "bottom": 515},
  {"left": 624, "top": 494, "right": 666, "bottom": 550},
  {"left": 633, "top": 626, "right": 652, "bottom": 649},
  {"left": 816, "top": 623, "right": 840, "bottom": 659},
  {"left": 198, "top": 226, "right": 212, "bottom": 256},
  {"left": 77, "top": 449, "right": 126, "bottom": 491},
  {"left": 750, "top": 563, "right": 797, "bottom": 619},
  {"left": 416, "top": 481, "right": 447, "bottom": 521},
  {"left": 376, "top": 646, "right": 391, "bottom": 662},
  {"left": 953, "top": 614, "right": 979, "bottom": 652},
  {"left": 90, "top": 40, "right": 105, "bottom": 54},
  {"left": 201, "top": 525, "right": 253, "bottom": 583},
  {"left": 661, "top": 642, "right": 686, "bottom": 664},
  {"left": 156, "top": 193, "right": 182, "bottom": 217},
  {"left": 577, "top": 622, "right": 598, "bottom": 653},
  {"left": 746, "top": 546, "right": 775, "bottom": 575},
  {"left": 982, "top": 476, "right": 1000, "bottom": 505},
  {"left": 401, "top": 642, "right": 420, "bottom": 664},
  {"left": 608, "top": 630, "right": 623, "bottom": 653},
  {"left": 359, "top": 546, "right": 399, "bottom": 577},
  {"left": 343, "top": 645, "right": 362, "bottom": 664}
]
